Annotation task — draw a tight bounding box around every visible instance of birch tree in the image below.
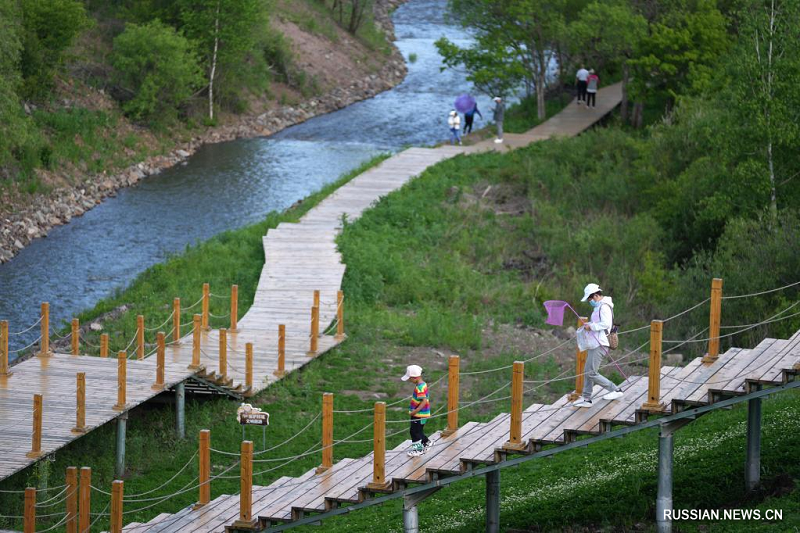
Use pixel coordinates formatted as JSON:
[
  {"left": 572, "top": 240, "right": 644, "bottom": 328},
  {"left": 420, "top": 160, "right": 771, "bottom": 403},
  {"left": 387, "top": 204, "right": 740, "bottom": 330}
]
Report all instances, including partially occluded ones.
[
  {"left": 728, "top": 0, "right": 800, "bottom": 220},
  {"left": 180, "top": 0, "right": 263, "bottom": 121}
]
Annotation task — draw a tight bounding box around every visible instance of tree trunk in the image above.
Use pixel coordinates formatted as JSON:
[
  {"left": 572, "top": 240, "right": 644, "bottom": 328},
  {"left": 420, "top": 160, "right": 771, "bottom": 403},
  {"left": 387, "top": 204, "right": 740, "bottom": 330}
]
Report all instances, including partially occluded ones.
[
  {"left": 536, "top": 69, "right": 546, "bottom": 120},
  {"left": 621, "top": 62, "right": 630, "bottom": 124},
  {"left": 633, "top": 101, "right": 644, "bottom": 129},
  {"left": 208, "top": 2, "right": 220, "bottom": 121},
  {"left": 767, "top": 138, "right": 777, "bottom": 222}
]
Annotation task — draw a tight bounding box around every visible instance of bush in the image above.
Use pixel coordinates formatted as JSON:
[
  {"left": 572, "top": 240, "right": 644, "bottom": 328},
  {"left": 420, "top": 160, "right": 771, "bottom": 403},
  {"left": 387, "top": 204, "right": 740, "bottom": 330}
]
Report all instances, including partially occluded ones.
[
  {"left": 19, "top": 0, "right": 90, "bottom": 99},
  {"left": 111, "top": 20, "right": 202, "bottom": 123}
]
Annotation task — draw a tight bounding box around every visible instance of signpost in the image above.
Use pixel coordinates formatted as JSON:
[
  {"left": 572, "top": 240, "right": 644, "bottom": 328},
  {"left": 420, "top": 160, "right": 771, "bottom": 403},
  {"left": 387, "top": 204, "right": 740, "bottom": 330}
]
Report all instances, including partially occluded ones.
[{"left": 237, "top": 404, "right": 269, "bottom": 449}]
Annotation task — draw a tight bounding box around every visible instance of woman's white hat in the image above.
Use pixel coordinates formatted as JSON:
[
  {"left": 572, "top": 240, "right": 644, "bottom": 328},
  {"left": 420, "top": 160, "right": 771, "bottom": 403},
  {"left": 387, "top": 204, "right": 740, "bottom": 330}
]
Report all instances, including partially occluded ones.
[
  {"left": 493, "top": 96, "right": 502, "bottom": 101},
  {"left": 450, "top": 110, "right": 457, "bottom": 116},
  {"left": 401, "top": 364, "right": 423, "bottom": 381},
  {"left": 581, "top": 283, "right": 602, "bottom": 301}
]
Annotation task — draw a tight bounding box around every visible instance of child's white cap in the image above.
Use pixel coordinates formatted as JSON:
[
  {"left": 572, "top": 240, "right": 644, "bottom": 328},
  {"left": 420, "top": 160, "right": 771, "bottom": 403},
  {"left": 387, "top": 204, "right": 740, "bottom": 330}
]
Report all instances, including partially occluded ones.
[{"left": 401, "top": 365, "right": 423, "bottom": 381}]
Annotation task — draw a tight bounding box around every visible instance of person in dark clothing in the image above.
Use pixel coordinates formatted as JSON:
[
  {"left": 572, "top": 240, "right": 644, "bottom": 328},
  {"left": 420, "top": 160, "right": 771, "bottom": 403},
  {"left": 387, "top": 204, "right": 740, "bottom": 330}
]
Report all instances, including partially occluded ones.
[{"left": 463, "top": 103, "right": 483, "bottom": 135}]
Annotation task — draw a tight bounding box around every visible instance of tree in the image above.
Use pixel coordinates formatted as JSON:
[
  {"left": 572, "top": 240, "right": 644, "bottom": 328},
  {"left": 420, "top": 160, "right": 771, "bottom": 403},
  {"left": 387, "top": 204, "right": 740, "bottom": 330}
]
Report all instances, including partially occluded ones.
[
  {"left": 19, "top": 0, "right": 90, "bottom": 99},
  {"left": 438, "top": 0, "right": 566, "bottom": 120},
  {"left": 725, "top": 0, "right": 800, "bottom": 221},
  {"left": 180, "top": 0, "right": 264, "bottom": 121},
  {"left": 627, "top": 0, "right": 730, "bottom": 125},
  {"left": 435, "top": 38, "right": 526, "bottom": 99},
  {"left": 112, "top": 21, "right": 203, "bottom": 123},
  {"left": 0, "top": 0, "right": 36, "bottom": 171},
  {"left": 570, "top": 0, "right": 647, "bottom": 123}
]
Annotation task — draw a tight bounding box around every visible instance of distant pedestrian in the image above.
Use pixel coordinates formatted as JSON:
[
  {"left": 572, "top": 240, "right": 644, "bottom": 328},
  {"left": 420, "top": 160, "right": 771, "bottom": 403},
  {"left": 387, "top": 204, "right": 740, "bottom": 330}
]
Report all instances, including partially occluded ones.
[
  {"left": 586, "top": 69, "right": 599, "bottom": 108},
  {"left": 575, "top": 66, "right": 589, "bottom": 105},
  {"left": 448, "top": 110, "right": 462, "bottom": 145},
  {"left": 492, "top": 97, "right": 504, "bottom": 144},
  {"left": 463, "top": 103, "right": 482, "bottom": 135},
  {"left": 402, "top": 365, "right": 433, "bottom": 457},
  {"left": 573, "top": 283, "right": 624, "bottom": 408}
]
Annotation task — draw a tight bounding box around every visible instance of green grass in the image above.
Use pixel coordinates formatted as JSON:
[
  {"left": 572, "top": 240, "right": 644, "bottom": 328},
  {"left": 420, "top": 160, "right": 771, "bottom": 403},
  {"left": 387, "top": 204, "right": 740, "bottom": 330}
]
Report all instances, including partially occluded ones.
[{"left": 2, "top": 107, "right": 797, "bottom": 533}]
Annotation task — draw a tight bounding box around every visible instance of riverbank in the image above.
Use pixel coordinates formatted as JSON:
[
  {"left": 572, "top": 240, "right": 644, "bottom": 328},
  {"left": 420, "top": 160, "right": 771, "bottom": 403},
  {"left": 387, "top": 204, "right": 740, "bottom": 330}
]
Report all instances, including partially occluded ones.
[{"left": 0, "top": 0, "right": 408, "bottom": 265}]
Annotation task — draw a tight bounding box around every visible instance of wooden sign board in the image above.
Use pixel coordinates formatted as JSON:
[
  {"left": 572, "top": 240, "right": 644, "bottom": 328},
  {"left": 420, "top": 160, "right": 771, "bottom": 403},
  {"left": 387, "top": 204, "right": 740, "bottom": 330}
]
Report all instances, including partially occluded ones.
[{"left": 239, "top": 412, "right": 269, "bottom": 426}]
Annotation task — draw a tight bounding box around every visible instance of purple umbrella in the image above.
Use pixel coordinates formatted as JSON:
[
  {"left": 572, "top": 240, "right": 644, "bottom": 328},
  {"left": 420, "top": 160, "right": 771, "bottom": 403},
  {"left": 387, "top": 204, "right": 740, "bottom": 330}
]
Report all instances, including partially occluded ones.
[{"left": 454, "top": 94, "right": 476, "bottom": 113}]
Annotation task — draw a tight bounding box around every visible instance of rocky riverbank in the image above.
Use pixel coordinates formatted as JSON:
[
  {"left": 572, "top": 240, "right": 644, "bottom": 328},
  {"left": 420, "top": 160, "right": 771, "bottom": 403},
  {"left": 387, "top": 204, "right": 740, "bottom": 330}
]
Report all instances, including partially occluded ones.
[{"left": 0, "top": 0, "right": 407, "bottom": 265}]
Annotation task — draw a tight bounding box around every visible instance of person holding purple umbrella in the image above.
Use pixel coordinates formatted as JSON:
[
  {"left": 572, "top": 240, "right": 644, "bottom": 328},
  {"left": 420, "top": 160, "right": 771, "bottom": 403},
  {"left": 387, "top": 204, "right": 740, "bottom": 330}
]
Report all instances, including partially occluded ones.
[
  {"left": 573, "top": 282, "right": 624, "bottom": 408},
  {"left": 463, "top": 103, "right": 482, "bottom": 135}
]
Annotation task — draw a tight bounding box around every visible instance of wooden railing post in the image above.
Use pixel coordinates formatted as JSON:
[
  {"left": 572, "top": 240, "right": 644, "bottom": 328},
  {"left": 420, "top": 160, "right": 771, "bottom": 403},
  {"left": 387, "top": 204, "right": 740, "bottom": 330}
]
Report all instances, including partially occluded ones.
[
  {"left": 79, "top": 467, "right": 91, "bottom": 533},
  {"left": 66, "top": 466, "right": 78, "bottom": 533},
  {"left": 136, "top": 315, "right": 145, "bottom": 360},
  {"left": 643, "top": 320, "right": 666, "bottom": 412},
  {"left": 335, "top": 290, "right": 345, "bottom": 340},
  {"left": 24, "top": 487, "right": 35, "bottom": 533},
  {"left": 702, "top": 278, "right": 724, "bottom": 364},
  {"left": 196, "top": 429, "right": 210, "bottom": 508},
  {"left": 1, "top": 320, "right": 12, "bottom": 376},
  {"left": 316, "top": 393, "right": 334, "bottom": 474},
  {"left": 100, "top": 333, "right": 109, "bottom": 358},
  {"left": 308, "top": 306, "right": 319, "bottom": 357},
  {"left": 568, "top": 317, "right": 589, "bottom": 401},
  {"left": 173, "top": 298, "right": 181, "bottom": 342},
  {"left": 230, "top": 285, "right": 239, "bottom": 332},
  {"left": 110, "top": 480, "right": 124, "bottom": 533},
  {"left": 233, "top": 440, "right": 255, "bottom": 529},
  {"left": 503, "top": 362, "right": 526, "bottom": 452},
  {"left": 202, "top": 283, "right": 210, "bottom": 330},
  {"left": 313, "top": 289, "right": 320, "bottom": 310},
  {"left": 40, "top": 302, "right": 50, "bottom": 357},
  {"left": 114, "top": 351, "right": 127, "bottom": 411},
  {"left": 27, "top": 394, "right": 43, "bottom": 458},
  {"left": 71, "top": 318, "right": 80, "bottom": 355},
  {"left": 245, "top": 342, "right": 253, "bottom": 390},
  {"left": 189, "top": 314, "right": 201, "bottom": 370},
  {"left": 219, "top": 328, "right": 228, "bottom": 383},
  {"left": 73, "top": 373, "right": 86, "bottom": 434},
  {"left": 274, "top": 325, "right": 286, "bottom": 378},
  {"left": 442, "top": 355, "right": 460, "bottom": 437},
  {"left": 366, "top": 402, "right": 390, "bottom": 491},
  {"left": 153, "top": 332, "right": 165, "bottom": 390}
]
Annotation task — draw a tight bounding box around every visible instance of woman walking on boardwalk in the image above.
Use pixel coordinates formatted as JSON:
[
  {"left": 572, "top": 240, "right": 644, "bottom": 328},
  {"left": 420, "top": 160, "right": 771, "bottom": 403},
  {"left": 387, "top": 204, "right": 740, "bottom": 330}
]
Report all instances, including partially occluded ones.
[{"left": 572, "top": 282, "right": 624, "bottom": 408}]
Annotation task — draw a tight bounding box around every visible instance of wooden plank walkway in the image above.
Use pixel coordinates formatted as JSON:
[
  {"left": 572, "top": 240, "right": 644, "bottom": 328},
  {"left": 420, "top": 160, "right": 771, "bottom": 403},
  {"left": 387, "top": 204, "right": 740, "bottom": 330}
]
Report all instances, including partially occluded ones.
[
  {"left": 1, "top": 84, "right": 624, "bottom": 495},
  {"left": 124, "top": 331, "right": 799, "bottom": 532}
]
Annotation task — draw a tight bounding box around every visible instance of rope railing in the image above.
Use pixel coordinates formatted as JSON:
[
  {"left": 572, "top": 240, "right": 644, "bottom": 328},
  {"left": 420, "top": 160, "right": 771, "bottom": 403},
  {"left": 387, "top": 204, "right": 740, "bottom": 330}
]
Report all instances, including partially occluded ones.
[
  {"left": 662, "top": 301, "right": 800, "bottom": 344},
  {"left": 7, "top": 335, "right": 42, "bottom": 354},
  {"left": 122, "top": 450, "right": 198, "bottom": 499},
  {"left": 34, "top": 485, "right": 70, "bottom": 507},
  {"left": 144, "top": 311, "right": 175, "bottom": 332},
  {"left": 722, "top": 280, "right": 800, "bottom": 299},
  {"left": 210, "top": 413, "right": 322, "bottom": 457},
  {"left": 7, "top": 315, "right": 43, "bottom": 336}
]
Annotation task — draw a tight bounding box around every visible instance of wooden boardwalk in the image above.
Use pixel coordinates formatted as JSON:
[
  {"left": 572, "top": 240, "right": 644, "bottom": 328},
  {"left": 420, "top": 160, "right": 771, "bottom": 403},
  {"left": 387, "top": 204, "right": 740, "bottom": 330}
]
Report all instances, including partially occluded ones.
[
  {"left": 0, "top": 85, "right": 621, "bottom": 485},
  {"left": 123, "top": 330, "right": 800, "bottom": 532}
]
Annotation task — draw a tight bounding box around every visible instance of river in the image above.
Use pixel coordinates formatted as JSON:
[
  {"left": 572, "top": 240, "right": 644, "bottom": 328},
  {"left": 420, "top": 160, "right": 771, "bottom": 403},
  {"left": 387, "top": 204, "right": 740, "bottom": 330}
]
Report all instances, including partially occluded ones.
[{"left": 0, "top": 0, "right": 489, "bottom": 358}]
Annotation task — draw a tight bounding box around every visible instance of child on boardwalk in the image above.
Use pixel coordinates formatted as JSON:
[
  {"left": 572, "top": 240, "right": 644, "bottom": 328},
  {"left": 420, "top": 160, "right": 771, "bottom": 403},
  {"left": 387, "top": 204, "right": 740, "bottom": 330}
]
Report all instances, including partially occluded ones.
[{"left": 402, "top": 364, "right": 433, "bottom": 457}]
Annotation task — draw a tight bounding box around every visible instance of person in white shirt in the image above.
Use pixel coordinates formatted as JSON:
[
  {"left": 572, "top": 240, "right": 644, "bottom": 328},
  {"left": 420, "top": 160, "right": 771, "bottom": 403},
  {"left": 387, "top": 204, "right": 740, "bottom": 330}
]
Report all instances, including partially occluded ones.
[
  {"left": 448, "top": 110, "right": 462, "bottom": 145},
  {"left": 573, "top": 283, "right": 624, "bottom": 408},
  {"left": 575, "top": 67, "right": 589, "bottom": 105}
]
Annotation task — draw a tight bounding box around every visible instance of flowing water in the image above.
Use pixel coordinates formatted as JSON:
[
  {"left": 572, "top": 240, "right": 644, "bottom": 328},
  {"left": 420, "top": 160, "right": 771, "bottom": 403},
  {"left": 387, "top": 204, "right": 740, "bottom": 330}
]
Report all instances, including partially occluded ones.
[{"left": 0, "top": 0, "right": 492, "bottom": 358}]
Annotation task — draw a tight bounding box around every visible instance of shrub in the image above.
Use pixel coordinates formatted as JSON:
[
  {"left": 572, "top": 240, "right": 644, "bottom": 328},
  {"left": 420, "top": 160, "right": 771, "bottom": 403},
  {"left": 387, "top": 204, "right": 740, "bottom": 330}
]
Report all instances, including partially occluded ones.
[{"left": 111, "top": 20, "right": 202, "bottom": 123}]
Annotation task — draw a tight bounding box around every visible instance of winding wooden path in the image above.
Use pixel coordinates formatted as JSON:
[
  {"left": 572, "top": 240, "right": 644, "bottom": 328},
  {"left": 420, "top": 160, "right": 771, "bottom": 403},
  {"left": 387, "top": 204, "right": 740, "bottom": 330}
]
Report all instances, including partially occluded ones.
[
  {"left": 0, "top": 84, "right": 621, "bottom": 484},
  {"left": 1, "top": 86, "right": 621, "bottom": 487}
]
